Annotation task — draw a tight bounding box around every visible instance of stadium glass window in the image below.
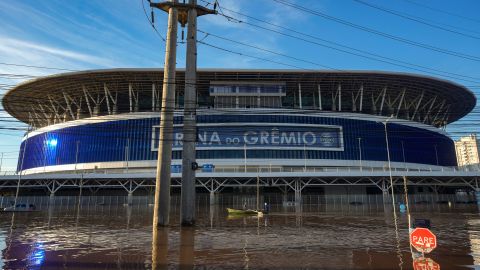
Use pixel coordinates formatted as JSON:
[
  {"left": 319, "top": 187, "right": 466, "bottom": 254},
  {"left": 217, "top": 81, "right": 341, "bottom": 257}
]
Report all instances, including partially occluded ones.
[{"left": 238, "top": 85, "right": 258, "bottom": 93}]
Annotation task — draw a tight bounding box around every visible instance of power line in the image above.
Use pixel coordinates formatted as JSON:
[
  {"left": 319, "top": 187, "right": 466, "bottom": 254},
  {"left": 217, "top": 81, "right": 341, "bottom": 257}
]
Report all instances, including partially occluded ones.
[
  {"left": 197, "top": 0, "right": 480, "bottom": 84},
  {"left": 141, "top": 0, "right": 166, "bottom": 42},
  {"left": 353, "top": 0, "right": 480, "bottom": 40},
  {"left": 197, "top": 29, "right": 335, "bottom": 70},
  {"left": 402, "top": 0, "right": 480, "bottom": 25},
  {"left": 271, "top": 0, "right": 480, "bottom": 63},
  {"left": 0, "top": 62, "right": 79, "bottom": 72}
]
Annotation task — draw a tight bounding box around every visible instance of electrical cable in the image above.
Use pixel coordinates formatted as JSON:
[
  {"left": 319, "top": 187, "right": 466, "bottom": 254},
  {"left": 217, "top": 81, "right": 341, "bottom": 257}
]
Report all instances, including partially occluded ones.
[
  {"left": 353, "top": 0, "right": 480, "bottom": 40},
  {"left": 272, "top": 0, "right": 480, "bottom": 63},
  {"left": 197, "top": 0, "right": 480, "bottom": 84}
]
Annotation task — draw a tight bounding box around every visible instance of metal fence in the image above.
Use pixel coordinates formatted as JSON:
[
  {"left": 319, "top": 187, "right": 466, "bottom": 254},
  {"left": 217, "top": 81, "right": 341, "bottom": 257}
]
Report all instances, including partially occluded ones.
[{"left": 1, "top": 192, "right": 476, "bottom": 211}]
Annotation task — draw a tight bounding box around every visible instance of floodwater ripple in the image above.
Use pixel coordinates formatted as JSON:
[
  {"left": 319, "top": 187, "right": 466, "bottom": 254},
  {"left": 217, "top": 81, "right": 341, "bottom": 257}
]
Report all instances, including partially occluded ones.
[{"left": 0, "top": 205, "right": 479, "bottom": 269}]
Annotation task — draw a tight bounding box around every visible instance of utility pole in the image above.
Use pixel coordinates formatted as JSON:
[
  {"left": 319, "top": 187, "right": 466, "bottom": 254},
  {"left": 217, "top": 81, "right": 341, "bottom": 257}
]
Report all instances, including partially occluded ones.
[
  {"left": 150, "top": 0, "right": 215, "bottom": 226},
  {"left": 181, "top": 0, "right": 198, "bottom": 226},
  {"left": 152, "top": 0, "right": 178, "bottom": 227}
]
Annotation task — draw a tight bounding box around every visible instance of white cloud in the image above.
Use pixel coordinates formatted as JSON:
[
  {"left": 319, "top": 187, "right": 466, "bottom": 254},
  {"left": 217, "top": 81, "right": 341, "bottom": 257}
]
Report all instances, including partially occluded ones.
[
  {"left": 265, "top": 0, "right": 308, "bottom": 27},
  {"left": 0, "top": 37, "right": 114, "bottom": 68}
]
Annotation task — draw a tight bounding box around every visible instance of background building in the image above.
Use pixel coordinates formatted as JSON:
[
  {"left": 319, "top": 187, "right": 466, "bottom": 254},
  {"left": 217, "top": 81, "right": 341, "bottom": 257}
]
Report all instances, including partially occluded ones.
[{"left": 455, "top": 134, "right": 480, "bottom": 166}]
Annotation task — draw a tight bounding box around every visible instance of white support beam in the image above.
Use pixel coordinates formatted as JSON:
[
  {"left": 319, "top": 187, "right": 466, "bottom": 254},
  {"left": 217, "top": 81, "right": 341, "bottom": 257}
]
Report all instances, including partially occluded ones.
[
  {"left": 103, "top": 83, "right": 118, "bottom": 115},
  {"left": 411, "top": 90, "right": 424, "bottom": 121},
  {"left": 152, "top": 83, "right": 162, "bottom": 111},
  {"left": 47, "top": 95, "right": 62, "bottom": 124},
  {"left": 351, "top": 92, "right": 356, "bottom": 112},
  {"left": 67, "top": 95, "right": 83, "bottom": 119},
  {"left": 423, "top": 96, "right": 437, "bottom": 124},
  {"left": 371, "top": 93, "right": 376, "bottom": 114},
  {"left": 152, "top": 83, "right": 157, "bottom": 111},
  {"left": 379, "top": 87, "right": 387, "bottom": 115},
  {"left": 395, "top": 88, "right": 406, "bottom": 118},
  {"left": 439, "top": 106, "right": 450, "bottom": 127},
  {"left": 36, "top": 103, "right": 50, "bottom": 121},
  {"left": 298, "top": 83, "right": 302, "bottom": 109},
  {"left": 82, "top": 85, "right": 93, "bottom": 117},
  {"left": 29, "top": 108, "right": 43, "bottom": 127},
  {"left": 431, "top": 100, "right": 446, "bottom": 125},
  {"left": 332, "top": 87, "right": 338, "bottom": 111},
  {"left": 359, "top": 85, "right": 364, "bottom": 112},
  {"left": 351, "top": 85, "right": 364, "bottom": 112},
  {"left": 62, "top": 92, "right": 76, "bottom": 120},
  {"left": 128, "top": 83, "right": 139, "bottom": 112},
  {"left": 338, "top": 84, "right": 342, "bottom": 111},
  {"left": 104, "top": 83, "right": 111, "bottom": 115},
  {"left": 317, "top": 84, "right": 322, "bottom": 110},
  {"left": 27, "top": 112, "right": 36, "bottom": 128}
]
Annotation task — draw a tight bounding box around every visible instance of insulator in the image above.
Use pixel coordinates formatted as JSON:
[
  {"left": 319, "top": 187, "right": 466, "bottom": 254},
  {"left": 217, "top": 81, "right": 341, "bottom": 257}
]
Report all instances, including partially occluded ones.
[{"left": 151, "top": 10, "right": 155, "bottom": 24}]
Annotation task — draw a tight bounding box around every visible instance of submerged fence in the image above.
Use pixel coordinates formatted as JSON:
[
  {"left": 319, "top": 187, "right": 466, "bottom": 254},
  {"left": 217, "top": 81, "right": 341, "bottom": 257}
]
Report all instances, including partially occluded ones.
[{"left": 0, "top": 192, "right": 476, "bottom": 211}]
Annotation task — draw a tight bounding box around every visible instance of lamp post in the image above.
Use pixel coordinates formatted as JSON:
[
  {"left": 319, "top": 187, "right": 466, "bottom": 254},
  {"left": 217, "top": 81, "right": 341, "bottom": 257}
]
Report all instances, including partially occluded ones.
[
  {"left": 357, "top": 137, "right": 362, "bottom": 171},
  {"left": 383, "top": 115, "right": 396, "bottom": 208}
]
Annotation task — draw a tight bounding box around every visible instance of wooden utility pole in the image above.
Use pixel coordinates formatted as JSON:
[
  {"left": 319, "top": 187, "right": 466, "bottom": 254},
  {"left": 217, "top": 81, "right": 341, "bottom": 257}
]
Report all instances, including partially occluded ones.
[
  {"left": 150, "top": 0, "right": 215, "bottom": 226},
  {"left": 152, "top": 0, "right": 178, "bottom": 227},
  {"left": 181, "top": 0, "right": 198, "bottom": 226}
]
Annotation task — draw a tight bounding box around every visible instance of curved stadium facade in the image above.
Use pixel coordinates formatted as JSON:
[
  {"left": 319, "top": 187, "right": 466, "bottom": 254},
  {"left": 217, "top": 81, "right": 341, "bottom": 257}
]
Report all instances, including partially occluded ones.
[{"left": 2, "top": 69, "right": 476, "bottom": 176}]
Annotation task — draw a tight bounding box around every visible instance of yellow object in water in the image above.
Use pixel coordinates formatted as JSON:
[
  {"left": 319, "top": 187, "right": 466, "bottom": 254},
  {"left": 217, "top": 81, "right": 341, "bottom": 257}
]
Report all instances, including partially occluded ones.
[{"left": 226, "top": 208, "right": 263, "bottom": 216}]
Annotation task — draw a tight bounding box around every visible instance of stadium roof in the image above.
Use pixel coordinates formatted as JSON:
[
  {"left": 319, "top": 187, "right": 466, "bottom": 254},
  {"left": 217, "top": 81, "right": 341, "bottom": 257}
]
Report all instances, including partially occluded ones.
[{"left": 2, "top": 69, "right": 476, "bottom": 128}]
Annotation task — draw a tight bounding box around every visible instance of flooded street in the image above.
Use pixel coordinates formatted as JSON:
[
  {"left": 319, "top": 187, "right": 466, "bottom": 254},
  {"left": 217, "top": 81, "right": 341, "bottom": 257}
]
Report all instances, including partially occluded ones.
[{"left": 1, "top": 204, "right": 480, "bottom": 269}]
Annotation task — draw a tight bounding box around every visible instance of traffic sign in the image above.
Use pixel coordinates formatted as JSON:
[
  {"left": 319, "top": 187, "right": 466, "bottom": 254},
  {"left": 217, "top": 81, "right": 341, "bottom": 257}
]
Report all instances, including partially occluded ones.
[
  {"left": 413, "top": 257, "right": 440, "bottom": 270},
  {"left": 410, "top": 228, "right": 437, "bottom": 253}
]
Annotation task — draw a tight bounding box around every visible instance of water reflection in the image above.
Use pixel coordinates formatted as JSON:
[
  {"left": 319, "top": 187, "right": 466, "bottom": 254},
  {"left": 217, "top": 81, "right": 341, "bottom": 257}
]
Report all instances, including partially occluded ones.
[
  {"left": 151, "top": 227, "right": 169, "bottom": 270},
  {"left": 0, "top": 204, "right": 478, "bottom": 269},
  {"left": 179, "top": 227, "right": 194, "bottom": 270}
]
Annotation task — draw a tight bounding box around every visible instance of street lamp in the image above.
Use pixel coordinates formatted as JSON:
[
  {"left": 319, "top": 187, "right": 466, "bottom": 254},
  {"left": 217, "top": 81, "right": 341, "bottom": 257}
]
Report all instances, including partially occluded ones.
[
  {"left": 357, "top": 137, "right": 362, "bottom": 171},
  {"left": 383, "top": 115, "right": 396, "bottom": 207}
]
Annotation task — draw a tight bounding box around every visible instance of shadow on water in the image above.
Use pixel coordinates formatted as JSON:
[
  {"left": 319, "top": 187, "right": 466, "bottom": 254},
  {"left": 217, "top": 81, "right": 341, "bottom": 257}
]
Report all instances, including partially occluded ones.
[{"left": 0, "top": 202, "right": 479, "bottom": 269}]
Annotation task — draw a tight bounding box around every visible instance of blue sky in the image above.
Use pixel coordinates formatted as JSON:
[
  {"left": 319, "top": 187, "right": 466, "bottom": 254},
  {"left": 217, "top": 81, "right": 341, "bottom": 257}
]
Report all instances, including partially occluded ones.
[{"left": 0, "top": 0, "right": 479, "bottom": 170}]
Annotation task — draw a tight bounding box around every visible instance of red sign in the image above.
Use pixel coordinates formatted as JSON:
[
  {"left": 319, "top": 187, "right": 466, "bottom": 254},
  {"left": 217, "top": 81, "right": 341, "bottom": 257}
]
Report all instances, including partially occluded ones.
[
  {"left": 410, "top": 228, "right": 437, "bottom": 253},
  {"left": 413, "top": 257, "right": 440, "bottom": 270}
]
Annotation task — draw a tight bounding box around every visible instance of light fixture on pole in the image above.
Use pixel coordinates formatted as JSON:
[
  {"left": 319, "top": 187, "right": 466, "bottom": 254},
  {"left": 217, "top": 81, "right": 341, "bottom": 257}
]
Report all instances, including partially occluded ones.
[{"left": 383, "top": 114, "right": 396, "bottom": 208}]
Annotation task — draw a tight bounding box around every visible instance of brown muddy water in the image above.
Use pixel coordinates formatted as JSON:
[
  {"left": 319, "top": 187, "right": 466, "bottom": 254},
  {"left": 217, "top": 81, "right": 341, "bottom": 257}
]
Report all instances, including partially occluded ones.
[{"left": 1, "top": 204, "right": 480, "bottom": 269}]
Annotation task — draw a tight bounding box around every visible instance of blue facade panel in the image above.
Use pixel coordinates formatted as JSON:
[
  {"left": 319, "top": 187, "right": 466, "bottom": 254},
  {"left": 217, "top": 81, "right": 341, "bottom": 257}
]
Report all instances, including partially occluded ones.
[{"left": 17, "top": 114, "right": 457, "bottom": 171}]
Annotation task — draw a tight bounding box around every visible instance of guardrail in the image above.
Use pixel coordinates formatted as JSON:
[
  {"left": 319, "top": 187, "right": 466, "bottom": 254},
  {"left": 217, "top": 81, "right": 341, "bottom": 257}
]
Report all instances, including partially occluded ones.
[{"left": 1, "top": 164, "right": 478, "bottom": 177}]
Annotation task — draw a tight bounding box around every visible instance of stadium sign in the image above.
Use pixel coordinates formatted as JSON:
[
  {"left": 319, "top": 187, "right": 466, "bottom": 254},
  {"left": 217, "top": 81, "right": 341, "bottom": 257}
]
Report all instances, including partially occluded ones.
[{"left": 152, "top": 124, "right": 343, "bottom": 151}]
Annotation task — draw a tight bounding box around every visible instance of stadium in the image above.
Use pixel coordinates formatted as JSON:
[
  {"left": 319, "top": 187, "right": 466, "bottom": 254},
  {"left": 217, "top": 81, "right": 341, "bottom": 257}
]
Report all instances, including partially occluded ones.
[{"left": 1, "top": 69, "right": 479, "bottom": 202}]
